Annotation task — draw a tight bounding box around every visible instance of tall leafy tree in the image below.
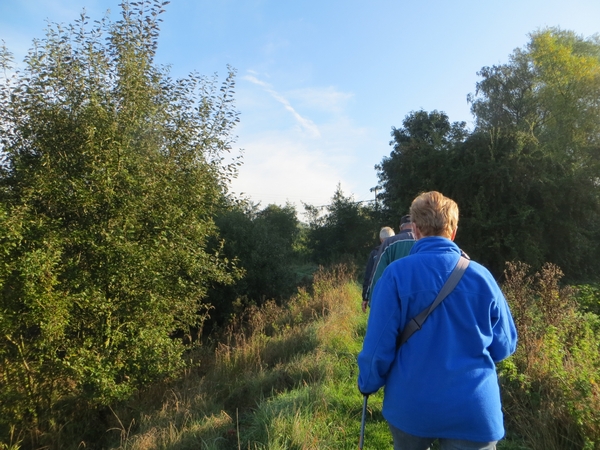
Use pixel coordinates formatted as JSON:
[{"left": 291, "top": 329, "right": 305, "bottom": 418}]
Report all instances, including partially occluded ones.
[
  {"left": 466, "top": 28, "right": 600, "bottom": 279},
  {"left": 375, "top": 110, "right": 468, "bottom": 224},
  {"left": 0, "top": 0, "right": 240, "bottom": 441},
  {"left": 447, "top": 130, "right": 553, "bottom": 274},
  {"left": 304, "top": 185, "right": 377, "bottom": 267},
  {"left": 377, "top": 29, "right": 600, "bottom": 280}
]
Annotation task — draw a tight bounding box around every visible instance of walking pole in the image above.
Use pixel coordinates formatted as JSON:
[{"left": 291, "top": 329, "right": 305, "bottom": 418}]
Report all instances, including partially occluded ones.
[{"left": 358, "top": 394, "right": 368, "bottom": 449}]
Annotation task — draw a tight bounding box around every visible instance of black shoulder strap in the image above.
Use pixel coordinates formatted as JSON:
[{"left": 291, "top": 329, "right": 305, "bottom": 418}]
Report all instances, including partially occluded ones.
[{"left": 396, "top": 256, "right": 470, "bottom": 349}]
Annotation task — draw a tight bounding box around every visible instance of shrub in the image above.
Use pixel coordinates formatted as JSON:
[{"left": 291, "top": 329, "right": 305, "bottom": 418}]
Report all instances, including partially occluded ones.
[
  {"left": 0, "top": 2, "right": 239, "bottom": 447},
  {"left": 500, "top": 262, "right": 600, "bottom": 449}
]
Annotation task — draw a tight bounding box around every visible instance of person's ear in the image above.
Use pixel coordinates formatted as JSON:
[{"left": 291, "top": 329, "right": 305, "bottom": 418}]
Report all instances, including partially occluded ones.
[
  {"left": 450, "top": 227, "right": 457, "bottom": 241},
  {"left": 414, "top": 226, "right": 423, "bottom": 240}
]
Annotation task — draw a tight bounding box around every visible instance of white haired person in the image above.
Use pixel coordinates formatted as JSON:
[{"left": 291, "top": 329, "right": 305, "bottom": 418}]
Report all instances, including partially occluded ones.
[
  {"left": 365, "top": 214, "right": 416, "bottom": 310},
  {"left": 361, "top": 226, "right": 395, "bottom": 311}
]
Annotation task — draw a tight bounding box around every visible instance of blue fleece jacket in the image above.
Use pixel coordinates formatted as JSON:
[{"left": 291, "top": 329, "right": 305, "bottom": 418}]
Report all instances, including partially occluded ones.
[{"left": 357, "top": 237, "right": 517, "bottom": 441}]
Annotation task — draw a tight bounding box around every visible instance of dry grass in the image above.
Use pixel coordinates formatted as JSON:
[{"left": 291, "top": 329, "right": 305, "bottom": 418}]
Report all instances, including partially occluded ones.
[
  {"left": 102, "top": 261, "right": 600, "bottom": 450},
  {"left": 105, "top": 264, "right": 361, "bottom": 450},
  {"left": 500, "top": 262, "right": 600, "bottom": 450}
]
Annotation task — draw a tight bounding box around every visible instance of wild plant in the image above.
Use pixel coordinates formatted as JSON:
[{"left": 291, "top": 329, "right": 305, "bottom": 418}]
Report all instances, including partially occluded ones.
[{"left": 500, "top": 262, "right": 600, "bottom": 449}]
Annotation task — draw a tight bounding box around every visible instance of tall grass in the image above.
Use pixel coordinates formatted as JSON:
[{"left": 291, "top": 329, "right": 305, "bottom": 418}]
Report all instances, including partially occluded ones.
[
  {"left": 105, "top": 264, "right": 391, "bottom": 450},
  {"left": 500, "top": 262, "right": 600, "bottom": 450}
]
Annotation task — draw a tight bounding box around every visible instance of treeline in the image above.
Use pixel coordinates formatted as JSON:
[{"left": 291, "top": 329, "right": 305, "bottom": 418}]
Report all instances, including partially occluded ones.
[
  {"left": 0, "top": 1, "right": 599, "bottom": 448},
  {"left": 377, "top": 29, "right": 600, "bottom": 281},
  {"left": 207, "top": 186, "right": 379, "bottom": 326}
]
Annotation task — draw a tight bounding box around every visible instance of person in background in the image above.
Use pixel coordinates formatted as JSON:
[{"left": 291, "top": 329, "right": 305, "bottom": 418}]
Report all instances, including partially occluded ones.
[
  {"left": 364, "top": 215, "right": 416, "bottom": 311},
  {"left": 361, "top": 226, "right": 395, "bottom": 312},
  {"left": 358, "top": 191, "right": 517, "bottom": 450}
]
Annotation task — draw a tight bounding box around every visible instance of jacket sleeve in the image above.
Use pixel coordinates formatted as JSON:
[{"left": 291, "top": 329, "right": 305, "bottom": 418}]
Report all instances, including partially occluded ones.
[
  {"left": 358, "top": 269, "right": 402, "bottom": 394},
  {"left": 368, "top": 248, "right": 389, "bottom": 302},
  {"left": 488, "top": 290, "right": 518, "bottom": 362},
  {"left": 361, "top": 250, "right": 377, "bottom": 300}
]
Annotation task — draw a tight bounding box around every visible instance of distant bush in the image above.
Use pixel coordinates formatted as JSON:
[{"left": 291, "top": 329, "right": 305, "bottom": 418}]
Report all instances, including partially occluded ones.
[
  {"left": 303, "top": 185, "right": 379, "bottom": 270},
  {"left": 574, "top": 283, "right": 600, "bottom": 317},
  {"left": 500, "top": 262, "right": 600, "bottom": 449},
  {"left": 207, "top": 202, "right": 303, "bottom": 326}
]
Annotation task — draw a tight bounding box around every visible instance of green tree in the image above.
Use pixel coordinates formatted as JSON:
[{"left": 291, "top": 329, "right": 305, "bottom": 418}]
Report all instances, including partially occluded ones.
[
  {"left": 208, "top": 202, "right": 302, "bottom": 325},
  {"left": 466, "top": 28, "right": 600, "bottom": 280},
  {"left": 375, "top": 110, "right": 467, "bottom": 224},
  {"left": 377, "top": 29, "right": 600, "bottom": 281},
  {"left": 0, "top": 1, "right": 240, "bottom": 443},
  {"left": 447, "top": 130, "right": 553, "bottom": 274},
  {"left": 469, "top": 28, "right": 600, "bottom": 165},
  {"left": 304, "top": 185, "right": 377, "bottom": 268}
]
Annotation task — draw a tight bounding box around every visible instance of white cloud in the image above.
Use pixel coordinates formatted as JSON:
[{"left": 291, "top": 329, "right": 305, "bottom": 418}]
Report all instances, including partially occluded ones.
[
  {"left": 230, "top": 132, "right": 347, "bottom": 210},
  {"left": 288, "top": 86, "right": 354, "bottom": 113},
  {"left": 243, "top": 74, "right": 321, "bottom": 138},
  {"left": 231, "top": 75, "right": 380, "bottom": 217}
]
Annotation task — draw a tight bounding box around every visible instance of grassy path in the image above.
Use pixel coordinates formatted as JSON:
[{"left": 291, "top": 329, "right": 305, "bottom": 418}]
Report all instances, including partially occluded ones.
[{"left": 107, "top": 267, "right": 391, "bottom": 449}]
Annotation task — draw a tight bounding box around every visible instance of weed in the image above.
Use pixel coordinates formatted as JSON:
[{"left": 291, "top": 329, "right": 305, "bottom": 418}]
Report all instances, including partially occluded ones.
[{"left": 501, "top": 262, "right": 600, "bottom": 449}]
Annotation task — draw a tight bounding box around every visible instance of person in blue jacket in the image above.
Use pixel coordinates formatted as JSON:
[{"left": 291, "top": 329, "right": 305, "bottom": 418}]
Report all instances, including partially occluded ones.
[{"left": 357, "top": 191, "right": 517, "bottom": 450}]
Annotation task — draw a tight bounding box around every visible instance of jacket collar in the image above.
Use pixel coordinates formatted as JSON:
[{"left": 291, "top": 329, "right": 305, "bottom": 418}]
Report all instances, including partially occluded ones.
[{"left": 409, "top": 236, "right": 460, "bottom": 255}]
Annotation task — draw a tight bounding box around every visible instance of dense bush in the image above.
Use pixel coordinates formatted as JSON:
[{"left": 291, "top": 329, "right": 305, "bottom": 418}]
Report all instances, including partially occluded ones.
[
  {"left": 500, "top": 262, "right": 600, "bottom": 449},
  {"left": 206, "top": 202, "right": 304, "bottom": 326},
  {"left": 0, "top": 2, "right": 239, "bottom": 446},
  {"left": 574, "top": 283, "right": 600, "bottom": 317},
  {"left": 304, "top": 185, "right": 379, "bottom": 270}
]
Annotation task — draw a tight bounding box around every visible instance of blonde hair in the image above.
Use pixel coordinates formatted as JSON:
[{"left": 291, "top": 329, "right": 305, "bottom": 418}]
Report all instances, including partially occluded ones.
[
  {"left": 409, "top": 191, "right": 458, "bottom": 238},
  {"left": 379, "top": 226, "right": 395, "bottom": 240}
]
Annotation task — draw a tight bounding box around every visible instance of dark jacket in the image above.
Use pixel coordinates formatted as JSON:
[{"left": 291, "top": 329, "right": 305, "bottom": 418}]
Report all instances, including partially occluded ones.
[
  {"left": 362, "top": 245, "right": 380, "bottom": 301},
  {"left": 367, "top": 229, "right": 416, "bottom": 302}
]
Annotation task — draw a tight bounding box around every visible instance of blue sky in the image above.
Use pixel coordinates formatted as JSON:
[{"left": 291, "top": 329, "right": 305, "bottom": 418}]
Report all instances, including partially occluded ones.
[{"left": 2, "top": 1, "right": 600, "bottom": 213}]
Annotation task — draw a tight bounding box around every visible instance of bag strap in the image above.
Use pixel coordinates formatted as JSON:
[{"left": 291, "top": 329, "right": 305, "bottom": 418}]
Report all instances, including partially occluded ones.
[{"left": 396, "top": 256, "right": 470, "bottom": 349}]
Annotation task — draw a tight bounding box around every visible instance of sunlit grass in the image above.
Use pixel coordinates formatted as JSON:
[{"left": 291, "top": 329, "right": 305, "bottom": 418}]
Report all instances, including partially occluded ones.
[
  {"left": 106, "top": 265, "right": 394, "bottom": 450},
  {"left": 7, "top": 260, "right": 594, "bottom": 449}
]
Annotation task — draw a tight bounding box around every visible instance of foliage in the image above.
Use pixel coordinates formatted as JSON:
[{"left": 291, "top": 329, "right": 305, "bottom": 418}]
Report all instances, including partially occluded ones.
[
  {"left": 500, "top": 262, "right": 600, "bottom": 449},
  {"left": 445, "top": 130, "right": 559, "bottom": 276},
  {"left": 375, "top": 109, "right": 468, "bottom": 224},
  {"left": 303, "top": 184, "right": 378, "bottom": 269},
  {"left": 574, "top": 283, "right": 600, "bottom": 317},
  {"left": 0, "top": 1, "right": 240, "bottom": 446},
  {"left": 98, "top": 264, "right": 395, "bottom": 450},
  {"left": 2, "top": 261, "right": 566, "bottom": 449},
  {"left": 376, "top": 29, "right": 600, "bottom": 281},
  {"left": 98, "top": 264, "right": 526, "bottom": 450},
  {"left": 465, "top": 29, "right": 600, "bottom": 280},
  {"left": 207, "top": 201, "right": 303, "bottom": 326}
]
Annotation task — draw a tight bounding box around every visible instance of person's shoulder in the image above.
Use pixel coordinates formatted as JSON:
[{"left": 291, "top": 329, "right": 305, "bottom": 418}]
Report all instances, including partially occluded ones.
[
  {"left": 386, "top": 238, "right": 416, "bottom": 253},
  {"left": 381, "top": 234, "right": 399, "bottom": 246},
  {"left": 464, "top": 259, "right": 503, "bottom": 290},
  {"left": 465, "top": 258, "right": 491, "bottom": 275},
  {"left": 384, "top": 234, "right": 415, "bottom": 247}
]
